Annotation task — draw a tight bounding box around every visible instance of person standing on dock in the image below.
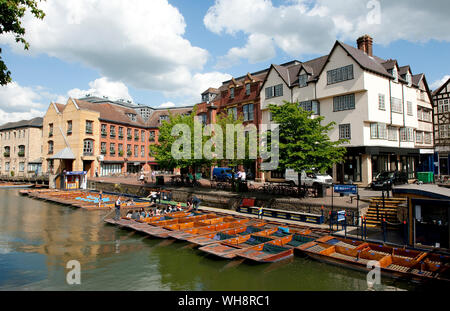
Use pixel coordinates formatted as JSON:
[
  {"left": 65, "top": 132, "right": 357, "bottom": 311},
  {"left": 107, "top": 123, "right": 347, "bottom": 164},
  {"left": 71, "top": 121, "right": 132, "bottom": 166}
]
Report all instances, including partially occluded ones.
[
  {"left": 114, "top": 196, "right": 122, "bottom": 220},
  {"left": 98, "top": 190, "right": 103, "bottom": 209},
  {"left": 258, "top": 206, "right": 263, "bottom": 220},
  {"left": 192, "top": 196, "right": 201, "bottom": 212}
]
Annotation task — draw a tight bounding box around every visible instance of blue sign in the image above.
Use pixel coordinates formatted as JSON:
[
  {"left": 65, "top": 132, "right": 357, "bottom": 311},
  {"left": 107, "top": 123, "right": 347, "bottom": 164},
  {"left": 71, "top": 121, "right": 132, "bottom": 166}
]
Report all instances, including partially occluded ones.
[
  {"left": 65, "top": 171, "right": 87, "bottom": 175},
  {"left": 337, "top": 211, "right": 346, "bottom": 222},
  {"left": 333, "top": 184, "right": 358, "bottom": 194}
]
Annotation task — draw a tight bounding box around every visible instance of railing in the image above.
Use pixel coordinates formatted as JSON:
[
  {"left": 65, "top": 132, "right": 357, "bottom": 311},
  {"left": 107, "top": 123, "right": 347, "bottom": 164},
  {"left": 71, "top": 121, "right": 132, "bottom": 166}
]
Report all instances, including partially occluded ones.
[
  {"left": 83, "top": 152, "right": 94, "bottom": 156},
  {"left": 3, "top": 152, "right": 10, "bottom": 157},
  {"left": 18, "top": 151, "right": 25, "bottom": 157}
]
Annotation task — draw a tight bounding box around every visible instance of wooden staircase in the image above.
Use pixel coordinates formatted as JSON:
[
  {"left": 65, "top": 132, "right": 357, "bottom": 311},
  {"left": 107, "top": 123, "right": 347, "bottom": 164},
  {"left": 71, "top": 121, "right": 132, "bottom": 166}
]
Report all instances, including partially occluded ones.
[{"left": 364, "top": 197, "right": 407, "bottom": 228}]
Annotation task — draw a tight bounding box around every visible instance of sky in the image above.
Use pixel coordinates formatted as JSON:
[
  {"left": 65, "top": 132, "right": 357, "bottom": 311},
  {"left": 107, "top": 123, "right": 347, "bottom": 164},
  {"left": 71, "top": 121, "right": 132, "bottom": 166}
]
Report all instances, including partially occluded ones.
[{"left": 0, "top": 0, "right": 450, "bottom": 124}]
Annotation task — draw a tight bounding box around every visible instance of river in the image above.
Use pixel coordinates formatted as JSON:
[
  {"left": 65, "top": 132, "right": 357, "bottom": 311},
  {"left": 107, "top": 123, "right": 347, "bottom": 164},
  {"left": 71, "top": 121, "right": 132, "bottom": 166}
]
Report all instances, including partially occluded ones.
[{"left": 0, "top": 189, "right": 415, "bottom": 291}]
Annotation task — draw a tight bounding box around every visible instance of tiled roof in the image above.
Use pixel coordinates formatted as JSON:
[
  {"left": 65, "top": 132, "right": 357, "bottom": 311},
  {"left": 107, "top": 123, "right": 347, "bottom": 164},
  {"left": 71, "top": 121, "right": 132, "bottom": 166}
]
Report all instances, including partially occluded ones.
[
  {"left": 0, "top": 117, "right": 43, "bottom": 131},
  {"left": 201, "top": 88, "right": 219, "bottom": 95},
  {"left": 146, "top": 106, "right": 193, "bottom": 128}
]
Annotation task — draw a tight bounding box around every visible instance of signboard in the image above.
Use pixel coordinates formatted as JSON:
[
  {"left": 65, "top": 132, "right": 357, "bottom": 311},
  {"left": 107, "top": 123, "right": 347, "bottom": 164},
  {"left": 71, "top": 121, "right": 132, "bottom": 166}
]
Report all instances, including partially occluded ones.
[
  {"left": 337, "top": 210, "right": 346, "bottom": 222},
  {"left": 65, "top": 171, "right": 87, "bottom": 176},
  {"left": 333, "top": 184, "right": 358, "bottom": 195}
]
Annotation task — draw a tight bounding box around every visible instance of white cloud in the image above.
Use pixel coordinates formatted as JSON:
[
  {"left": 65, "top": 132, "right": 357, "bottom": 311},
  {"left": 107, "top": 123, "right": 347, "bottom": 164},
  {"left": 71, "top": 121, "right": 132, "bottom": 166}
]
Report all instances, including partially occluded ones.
[
  {"left": 0, "top": 0, "right": 231, "bottom": 100},
  {"left": 67, "top": 78, "right": 133, "bottom": 102},
  {"left": 0, "top": 82, "right": 60, "bottom": 124},
  {"left": 204, "top": 0, "right": 450, "bottom": 64},
  {"left": 158, "top": 102, "right": 176, "bottom": 108},
  {"left": 431, "top": 75, "right": 450, "bottom": 91},
  {"left": 216, "top": 33, "right": 276, "bottom": 68}
]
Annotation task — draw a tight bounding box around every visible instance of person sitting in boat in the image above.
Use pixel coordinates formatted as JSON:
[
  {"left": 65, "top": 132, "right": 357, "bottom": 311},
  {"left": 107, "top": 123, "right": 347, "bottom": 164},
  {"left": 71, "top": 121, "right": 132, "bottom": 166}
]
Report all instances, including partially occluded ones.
[
  {"left": 126, "top": 211, "right": 133, "bottom": 219},
  {"left": 140, "top": 208, "right": 146, "bottom": 218},
  {"left": 146, "top": 210, "right": 153, "bottom": 218},
  {"left": 155, "top": 208, "right": 161, "bottom": 216},
  {"left": 131, "top": 210, "right": 140, "bottom": 220},
  {"left": 176, "top": 202, "right": 182, "bottom": 211},
  {"left": 167, "top": 205, "right": 173, "bottom": 213}
]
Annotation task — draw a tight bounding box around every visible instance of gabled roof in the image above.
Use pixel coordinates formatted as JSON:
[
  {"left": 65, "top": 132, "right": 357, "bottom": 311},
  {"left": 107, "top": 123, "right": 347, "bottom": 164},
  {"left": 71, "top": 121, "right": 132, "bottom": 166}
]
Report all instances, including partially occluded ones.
[
  {"left": 0, "top": 117, "right": 43, "bottom": 131},
  {"left": 433, "top": 77, "right": 450, "bottom": 96},
  {"left": 201, "top": 88, "right": 219, "bottom": 95},
  {"left": 49, "top": 147, "right": 76, "bottom": 160},
  {"left": 146, "top": 106, "right": 193, "bottom": 128}
]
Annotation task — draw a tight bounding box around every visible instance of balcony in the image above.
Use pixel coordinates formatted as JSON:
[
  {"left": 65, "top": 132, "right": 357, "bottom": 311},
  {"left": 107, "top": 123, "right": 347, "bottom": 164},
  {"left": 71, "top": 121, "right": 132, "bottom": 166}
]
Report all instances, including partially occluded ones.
[
  {"left": 110, "top": 133, "right": 116, "bottom": 138},
  {"left": 134, "top": 136, "right": 139, "bottom": 141},
  {"left": 101, "top": 131, "right": 107, "bottom": 137},
  {"left": 49, "top": 132, "right": 53, "bottom": 137},
  {"left": 110, "top": 150, "right": 116, "bottom": 156},
  {"left": 18, "top": 151, "right": 25, "bottom": 157},
  {"left": 101, "top": 149, "right": 107, "bottom": 155},
  {"left": 3, "top": 152, "right": 10, "bottom": 158},
  {"left": 86, "top": 129, "right": 93, "bottom": 134},
  {"left": 127, "top": 135, "right": 132, "bottom": 140},
  {"left": 118, "top": 134, "right": 124, "bottom": 139},
  {"left": 119, "top": 150, "right": 124, "bottom": 157},
  {"left": 127, "top": 150, "right": 132, "bottom": 156}
]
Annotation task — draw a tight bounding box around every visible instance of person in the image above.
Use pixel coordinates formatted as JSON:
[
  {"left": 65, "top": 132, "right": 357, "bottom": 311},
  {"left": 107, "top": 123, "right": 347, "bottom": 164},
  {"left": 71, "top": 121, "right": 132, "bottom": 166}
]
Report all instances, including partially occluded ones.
[
  {"left": 148, "top": 191, "right": 158, "bottom": 203},
  {"left": 156, "top": 190, "right": 161, "bottom": 203},
  {"left": 151, "top": 170, "right": 156, "bottom": 184},
  {"left": 114, "top": 196, "right": 122, "bottom": 220},
  {"left": 240, "top": 170, "right": 246, "bottom": 181},
  {"left": 192, "top": 196, "right": 201, "bottom": 212},
  {"left": 155, "top": 208, "right": 161, "bottom": 216},
  {"left": 186, "top": 199, "right": 192, "bottom": 211},
  {"left": 140, "top": 209, "right": 146, "bottom": 218},
  {"left": 177, "top": 202, "right": 182, "bottom": 211},
  {"left": 167, "top": 205, "right": 173, "bottom": 213},
  {"left": 98, "top": 190, "right": 103, "bottom": 209},
  {"left": 139, "top": 172, "right": 145, "bottom": 184},
  {"left": 131, "top": 210, "right": 139, "bottom": 220},
  {"left": 126, "top": 211, "right": 132, "bottom": 219},
  {"left": 258, "top": 206, "right": 263, "bottom": 220},
  {"left": 146, "top": 210, "right": 153, "bottom": 218}
]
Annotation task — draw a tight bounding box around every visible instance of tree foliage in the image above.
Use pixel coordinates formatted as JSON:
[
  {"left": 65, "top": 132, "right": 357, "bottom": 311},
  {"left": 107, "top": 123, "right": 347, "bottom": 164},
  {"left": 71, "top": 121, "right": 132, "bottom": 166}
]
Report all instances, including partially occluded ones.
[
  {"left": 269, "top": 101, "right": 347, "bottom": 174},
  {"left": 0, "top": 0, "right": 46, "bottom": 85}
]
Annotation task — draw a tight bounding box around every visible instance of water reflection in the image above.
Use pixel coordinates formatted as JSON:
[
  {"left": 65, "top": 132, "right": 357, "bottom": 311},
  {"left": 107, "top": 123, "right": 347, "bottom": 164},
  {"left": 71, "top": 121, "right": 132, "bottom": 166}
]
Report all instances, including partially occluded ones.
[{"left": 0, "top": 189, "right": 414, "bottom": 291}]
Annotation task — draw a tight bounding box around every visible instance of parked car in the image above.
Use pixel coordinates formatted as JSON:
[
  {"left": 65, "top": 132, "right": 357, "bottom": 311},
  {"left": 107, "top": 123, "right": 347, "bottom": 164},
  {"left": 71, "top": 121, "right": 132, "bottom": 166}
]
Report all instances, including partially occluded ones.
[
  {"left": 285, "top": 169, "right": 333, "bottom": 187},
  {"left": 212, "top": 167, "right": 238, "bottom": 182},
  {"left": 370, "top": 171, "right": 408, "bottom": 190}
]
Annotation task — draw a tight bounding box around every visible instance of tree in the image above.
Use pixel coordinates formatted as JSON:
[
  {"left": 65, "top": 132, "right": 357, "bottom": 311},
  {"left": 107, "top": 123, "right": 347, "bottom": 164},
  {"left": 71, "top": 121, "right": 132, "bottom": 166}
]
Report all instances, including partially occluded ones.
[
  {"left": 0, "top": 0, "right": 46, "bottom": 85},
  {"left": 268, "top": 101, "right": 347, "bottom": 190}
]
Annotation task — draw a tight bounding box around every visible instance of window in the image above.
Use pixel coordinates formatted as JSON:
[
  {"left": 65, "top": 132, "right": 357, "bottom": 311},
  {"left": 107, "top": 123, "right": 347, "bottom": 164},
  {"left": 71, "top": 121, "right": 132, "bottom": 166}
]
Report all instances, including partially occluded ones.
[
  {"left": 400, "top": 128, "right": 414, "bottom": 142},
  {"left": 422, "top": 109, "right": 431, "bottom": 122},
  {"left": 265, "top": 84, "right": 283, "bottom": 99},
  {"left": 416, "top": 131, "right": 423, "bottom": 144},
  {"left": 141, "top": 130, "right": 145, "bottom": 142},
  {"left": 85, "top": 120, "right": 93, "bottom": 134},
  {"left": 18, "top": 145, "right": 25, "bottom": 157},
  {"left": 127, "top": 144, "right": 132, "bottom": 156},
  {"left": 5, "top": 162, "right": 10, "bottom": 172},
  {"left": 67, "top": 121, "right": 72, "bottom": 134},
  {"left": 49, "top": 123, "right": 53, "bottom": 137},
  {"left": 48, "top": 141, "right": 54, "bottom": 154},
  {"left": 4, "top": 146, "right": 10, "bottom": 157},
  {"left": 110, "top": 125, "right": 116, "bottom": 138},
  {"left": 127, "top": 113, "right": 137, "bottom": 121},
  {"left": 378, "top": 94, "right": 385, "bottom": 110},
  {"left": 101, "top": 124, "right": 107, "bottom": 137},
  {"left": 439, "top": 125, "right": 449, "bottom": 139},
  {"left": 243, "top": 104, "right": 254, "bottom": 121},
  {"left": 339, "top": 124, "right": 351, "bottom": 140},
  {"left": 407, "top": 101, "right": 413, "bottom": 116},
  {"left": 391, "top": 97, "right": 402, "bottom": 114},
  {"left": 127, "top": 128, "right": 132, "bottom": 140},
  {"left": 298, "top": 74, "right": 308, "bottom": 87},
  {"left": 424, "top": 132, "right": 432, "bottom": 144},
  {"left": 134, "top": 129, "right": 139, "bottom": 141},
  {"left": 228, "top": 107, "right": 237, "bottom": 120},
  {"left": 110, "top": 143, "right": 116, "bottom": 155},
  {"left": 333, "top": 94, "right": 355, "bottom": 112},
  {"left": 141, "top": 145, "right": 145, "bottom": 157},
  {"left": 370, "top": 123, "right": 387, "bottom": 139},
  {"left": 202, "top": 94, "right": 209, "bottom": 102},
  {"left": 159, "top": 115, "right": 169, "bottom": 124},
  {"left": 19, "top": 162, "right": 24, "bottom": 172},
  {"left": 438, "top": 99, "right": 449, "bottom": 113},
  {"left": 392, "top": 67, "right": 398, "bottom": 82},
  {"left": 149, "top": 131, "right": 156, "bottom": 142},
  {"left": 388, "top": 127, "right": 398, "bottom": 141},
  {"left": 327, "top": 65, "right": 354, "bottom": 85},
  {"left": 118, "top": 144, "right": 124, "bottom": 156},
  {"left": 298, "top": 100, "right": 320, "bottom": 115},
  {"left": 118, "top": 127, "right": 124, "bottom": 138},
  {"left": 245, "top": 83, "right": 251, "bottom": 95},
  {"left": 230, "top": 87, "right": 235, "bottom": 99},
  {"left": 101, "top": 142, "right": 107, "bottom": 154},
  {"left": 134, "top": 145, "right": 138, "bottom": 157},
  {"left": 83, "top": 139, "right": 94, "bottom": 155}
]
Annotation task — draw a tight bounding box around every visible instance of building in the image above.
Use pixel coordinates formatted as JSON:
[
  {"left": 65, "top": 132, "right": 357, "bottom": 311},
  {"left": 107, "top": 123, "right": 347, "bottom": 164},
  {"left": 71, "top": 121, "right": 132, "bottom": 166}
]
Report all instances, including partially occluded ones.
[
  {"left": 42, "top": 98, "right": 192, "bottom": 179},
  {"left": 0, "top": 117, "right": 43, "bottom": 177},
  {"left": 432, "top": 77, "right": 450, "bottom": 177},
  {"left": 257, "top": 35, "right": 434, "bottom": 186}
]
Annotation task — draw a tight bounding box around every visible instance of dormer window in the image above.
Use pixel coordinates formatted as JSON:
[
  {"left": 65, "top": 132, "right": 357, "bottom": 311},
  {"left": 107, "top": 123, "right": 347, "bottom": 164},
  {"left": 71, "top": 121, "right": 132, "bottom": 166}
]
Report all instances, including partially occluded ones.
[
  {"left": 159, "top": 115, "right": 169, "bottom": 124},
  {"left": 230, "top": 87, "right": 235, "bottom": 99},
  {"left": 392, "top": 67, "right": 398, "bottom": 82},
  {"left": 299, "top": 74, "right": 308, "bottom": 88},
  {"left": 245, "top": 83, "right": 251, "bottom": 96},
  {"left": 406, "top": 73, "right": 412, "bottom": 86},
  {"left": 202, "top": 94, "right": 209, "bottom": 102},
  {"left": 127, "top": 113, "right": 137, "bottom": 121}
]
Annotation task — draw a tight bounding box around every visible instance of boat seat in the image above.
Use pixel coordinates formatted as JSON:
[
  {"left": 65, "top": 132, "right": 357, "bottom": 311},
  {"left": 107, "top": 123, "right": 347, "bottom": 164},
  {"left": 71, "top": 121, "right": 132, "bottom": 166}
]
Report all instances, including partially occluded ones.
[
  {"left": 287, "top": 235, "right": 315, "bottom": 247},
  {"left": 306, "top": 245, "right": 326, "bottom": 253},
  {"left": 262, "top": 244, "right": 289, "bottom": 254},
  {"left": 238, "top": 226, "right": 263, "bottom": 235}
]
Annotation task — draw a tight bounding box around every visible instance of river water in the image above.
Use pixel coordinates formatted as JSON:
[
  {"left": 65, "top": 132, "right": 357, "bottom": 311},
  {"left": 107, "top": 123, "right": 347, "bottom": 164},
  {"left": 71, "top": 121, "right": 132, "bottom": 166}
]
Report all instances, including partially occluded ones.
[{"left": 0, "top": 189, "right": 416, "bottom": 291}]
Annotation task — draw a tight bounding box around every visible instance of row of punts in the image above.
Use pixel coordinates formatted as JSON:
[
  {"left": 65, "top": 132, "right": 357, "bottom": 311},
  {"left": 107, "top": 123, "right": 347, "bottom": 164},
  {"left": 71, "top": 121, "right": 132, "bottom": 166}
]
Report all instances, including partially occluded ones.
[{"left": 105, "top": 208, "right": 450, "bottom": 284}]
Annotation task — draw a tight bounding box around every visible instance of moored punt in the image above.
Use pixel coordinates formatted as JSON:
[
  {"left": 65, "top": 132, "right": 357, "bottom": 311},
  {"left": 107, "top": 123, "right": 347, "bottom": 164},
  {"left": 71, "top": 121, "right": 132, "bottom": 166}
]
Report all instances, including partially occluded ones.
[
  {"left": 187, "top": 222, "right": 267, "bottom": 246},
  {"left": 198, "top": 231, "right": 275, "bottom": 259},
  {"left": 168, "top": 218, "right": 251, "bottom": 240},
  {"left": 237, "top": 239, "right": 294, "bottom": 263},
  {"left": 0, "top": 183, "right": 34, "bottom": 189},
  {"left": 297, "top": 235, "right": 450, "bottom": 283}
]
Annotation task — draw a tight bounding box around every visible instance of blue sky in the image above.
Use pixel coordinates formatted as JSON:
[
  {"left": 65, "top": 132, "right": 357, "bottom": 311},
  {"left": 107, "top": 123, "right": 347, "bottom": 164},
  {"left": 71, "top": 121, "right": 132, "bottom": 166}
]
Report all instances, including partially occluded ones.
[{"left": 0, "top": 0, "right": 449, "bottom": 124}]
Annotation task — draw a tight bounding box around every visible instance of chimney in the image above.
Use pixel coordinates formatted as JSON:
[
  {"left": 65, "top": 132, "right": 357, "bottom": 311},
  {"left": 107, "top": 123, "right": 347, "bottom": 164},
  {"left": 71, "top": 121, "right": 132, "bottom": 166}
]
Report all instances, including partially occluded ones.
[{"left": 357, "top": 35, "right": 373, "bottom": 57}]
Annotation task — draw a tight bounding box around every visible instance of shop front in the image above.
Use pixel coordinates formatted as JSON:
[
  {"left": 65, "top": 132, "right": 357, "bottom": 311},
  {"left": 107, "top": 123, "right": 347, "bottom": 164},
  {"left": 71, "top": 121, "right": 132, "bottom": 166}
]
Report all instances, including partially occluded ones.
[
  {"left": 101, "top": 161, "right": 124, "bottom": 176},
  {"left": 64, "top": 171, "right": 87, "bottom": 190}
]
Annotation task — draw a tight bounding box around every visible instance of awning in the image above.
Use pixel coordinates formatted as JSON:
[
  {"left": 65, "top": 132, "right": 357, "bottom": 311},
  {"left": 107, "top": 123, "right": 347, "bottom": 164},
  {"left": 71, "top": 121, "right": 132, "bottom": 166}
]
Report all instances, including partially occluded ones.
[
  {"left": 28, "top": 158, "right": 43, "bottom": 164},
  {"left": 49, "top": 147, "right": 76, "bottom": 160}
]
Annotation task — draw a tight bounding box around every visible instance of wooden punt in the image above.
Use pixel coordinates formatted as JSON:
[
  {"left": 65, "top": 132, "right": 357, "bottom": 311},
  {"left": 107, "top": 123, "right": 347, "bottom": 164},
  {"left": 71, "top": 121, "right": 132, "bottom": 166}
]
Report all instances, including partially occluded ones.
[
  {"left": 168, "top": 218, "right": 251, "bottom": 240},
  {"left": 120, "top": 213, "right": 214, "bottom": 232},
  {"left": 187, "top": 222, "right": 267, "bottom": 246},
  {"left": 297, "top": 235, "right": 450, "bottom": 283},
  {"left": 237, "top": 236, "right": 294, "bottom": 263},
  {"left": 198, "top": 229, "right": 278, "bottom": 259}
]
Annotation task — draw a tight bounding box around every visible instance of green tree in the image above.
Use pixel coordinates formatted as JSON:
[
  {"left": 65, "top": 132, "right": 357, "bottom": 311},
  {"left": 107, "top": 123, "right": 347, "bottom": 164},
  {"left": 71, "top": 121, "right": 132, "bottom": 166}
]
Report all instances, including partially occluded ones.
[
  {"left": 268, "top": 101, "right": 347, "bottom": 189},
  {"left": 0, "top": 0, "right": 46, "bottom": 85}
]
